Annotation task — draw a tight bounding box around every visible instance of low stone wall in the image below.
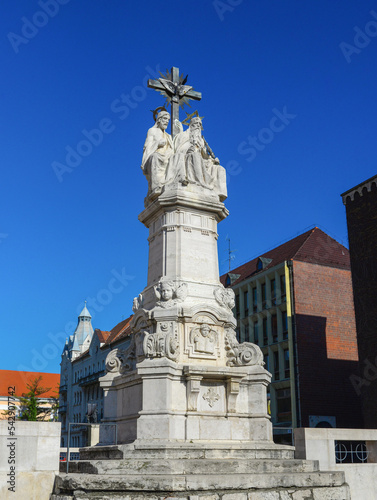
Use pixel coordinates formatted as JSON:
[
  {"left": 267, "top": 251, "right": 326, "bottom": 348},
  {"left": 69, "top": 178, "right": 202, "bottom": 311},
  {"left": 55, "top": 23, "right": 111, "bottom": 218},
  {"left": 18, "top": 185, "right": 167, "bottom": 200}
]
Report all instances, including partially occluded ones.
[
  {"left": 0, "top": 420, "right": 61, "bottom": 500},
  {"left": 294, "top": 427, "right": 377, "bottom": 500}
]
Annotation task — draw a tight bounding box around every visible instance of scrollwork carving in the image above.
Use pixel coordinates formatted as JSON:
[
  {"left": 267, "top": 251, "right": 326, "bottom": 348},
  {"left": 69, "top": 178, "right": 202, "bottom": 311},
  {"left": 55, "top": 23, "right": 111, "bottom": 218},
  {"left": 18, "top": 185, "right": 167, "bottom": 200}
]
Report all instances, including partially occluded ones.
[
  {"left": 105, "top": 338, "right": 136, "bottom": 374},
  {"left": 224, "top": 328, "right": 264, "bottom": 367}
]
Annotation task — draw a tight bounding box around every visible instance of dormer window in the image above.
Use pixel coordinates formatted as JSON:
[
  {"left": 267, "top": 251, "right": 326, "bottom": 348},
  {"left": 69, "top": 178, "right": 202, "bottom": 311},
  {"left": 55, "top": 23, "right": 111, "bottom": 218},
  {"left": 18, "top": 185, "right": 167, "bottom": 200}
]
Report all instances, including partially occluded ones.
[{"left": 257, "top": 257, "right": 272, "bottom": 271}]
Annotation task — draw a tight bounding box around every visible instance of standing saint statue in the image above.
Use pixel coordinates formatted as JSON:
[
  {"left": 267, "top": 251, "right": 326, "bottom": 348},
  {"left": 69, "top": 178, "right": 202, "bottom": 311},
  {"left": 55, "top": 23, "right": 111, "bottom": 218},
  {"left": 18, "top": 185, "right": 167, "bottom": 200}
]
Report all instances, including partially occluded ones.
[{"left": 141, "top": 110, "right": 173, "bottom": 199}]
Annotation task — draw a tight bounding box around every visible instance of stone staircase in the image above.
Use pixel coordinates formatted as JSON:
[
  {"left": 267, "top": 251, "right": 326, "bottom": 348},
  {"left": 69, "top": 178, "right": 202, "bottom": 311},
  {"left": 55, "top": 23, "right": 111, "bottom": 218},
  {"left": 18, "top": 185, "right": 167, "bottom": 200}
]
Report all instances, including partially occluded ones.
[{"left": 51, "top": 442, "right": 351, "bottom": 499}]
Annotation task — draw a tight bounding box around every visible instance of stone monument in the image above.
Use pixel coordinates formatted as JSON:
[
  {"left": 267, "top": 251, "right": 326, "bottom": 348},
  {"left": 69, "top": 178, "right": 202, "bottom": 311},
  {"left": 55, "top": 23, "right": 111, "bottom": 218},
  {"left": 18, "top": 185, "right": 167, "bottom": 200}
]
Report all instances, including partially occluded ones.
[{"left": 52, "top": 67, "right": 351, "bottom": 499}]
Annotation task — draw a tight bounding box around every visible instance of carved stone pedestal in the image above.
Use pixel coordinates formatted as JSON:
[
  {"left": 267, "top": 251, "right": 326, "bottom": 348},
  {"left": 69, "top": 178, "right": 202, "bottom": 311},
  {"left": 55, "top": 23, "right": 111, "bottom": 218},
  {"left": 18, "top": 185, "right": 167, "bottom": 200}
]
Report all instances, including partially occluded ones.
[{"left": 100, "top": 185, "right": 272, "bottom": 447}]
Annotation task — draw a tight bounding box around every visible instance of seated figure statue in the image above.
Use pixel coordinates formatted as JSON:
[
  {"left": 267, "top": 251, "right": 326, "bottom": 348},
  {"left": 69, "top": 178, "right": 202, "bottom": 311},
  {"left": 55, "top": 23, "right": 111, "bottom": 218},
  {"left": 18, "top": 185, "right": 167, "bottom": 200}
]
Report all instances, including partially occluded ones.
[
  {"left": 141, "top": 110, "right": 173, "bottom": 199},
  {"left": 168, "top": 116, "right": 227, "bottom": 202}
]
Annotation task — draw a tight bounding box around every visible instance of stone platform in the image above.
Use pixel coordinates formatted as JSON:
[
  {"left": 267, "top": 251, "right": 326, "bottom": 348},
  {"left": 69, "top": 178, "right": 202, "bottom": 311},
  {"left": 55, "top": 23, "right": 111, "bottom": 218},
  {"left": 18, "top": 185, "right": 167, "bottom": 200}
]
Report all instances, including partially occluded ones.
[{"left": 51, "top": 442, "right": 350, "bottom": 499}]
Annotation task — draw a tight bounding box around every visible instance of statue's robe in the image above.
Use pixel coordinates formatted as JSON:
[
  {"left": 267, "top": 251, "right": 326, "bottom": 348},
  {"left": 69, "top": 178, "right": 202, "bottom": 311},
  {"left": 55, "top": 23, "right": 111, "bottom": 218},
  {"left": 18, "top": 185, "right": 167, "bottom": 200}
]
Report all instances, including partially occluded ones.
[{"left": 141, "top": 125, "right": 173, "bottom": 194}]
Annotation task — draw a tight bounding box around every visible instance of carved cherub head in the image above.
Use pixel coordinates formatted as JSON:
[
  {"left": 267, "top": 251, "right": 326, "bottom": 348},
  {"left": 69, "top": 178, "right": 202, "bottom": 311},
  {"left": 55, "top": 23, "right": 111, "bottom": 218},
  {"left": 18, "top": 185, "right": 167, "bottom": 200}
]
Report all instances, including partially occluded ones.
[
  {"left": 154, "top": 280, "right": 188, "bottom": 307},
  {"left": 159, "top": 281, "right": 174, "bottom": 301}
]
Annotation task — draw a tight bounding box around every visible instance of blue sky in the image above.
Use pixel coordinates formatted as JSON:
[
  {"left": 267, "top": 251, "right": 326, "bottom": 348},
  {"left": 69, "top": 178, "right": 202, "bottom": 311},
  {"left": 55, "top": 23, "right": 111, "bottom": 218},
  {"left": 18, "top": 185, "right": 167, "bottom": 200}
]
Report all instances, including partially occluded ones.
[{"left": 1, "top": 1, "right": 376, "bottom": 374}]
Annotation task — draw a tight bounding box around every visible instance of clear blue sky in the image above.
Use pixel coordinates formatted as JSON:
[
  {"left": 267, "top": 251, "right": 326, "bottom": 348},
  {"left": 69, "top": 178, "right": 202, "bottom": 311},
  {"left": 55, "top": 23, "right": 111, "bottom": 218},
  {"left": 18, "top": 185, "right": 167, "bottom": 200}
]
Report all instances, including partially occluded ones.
[{"left": 1, "top": 1, "right": 376, "bottom": 374}]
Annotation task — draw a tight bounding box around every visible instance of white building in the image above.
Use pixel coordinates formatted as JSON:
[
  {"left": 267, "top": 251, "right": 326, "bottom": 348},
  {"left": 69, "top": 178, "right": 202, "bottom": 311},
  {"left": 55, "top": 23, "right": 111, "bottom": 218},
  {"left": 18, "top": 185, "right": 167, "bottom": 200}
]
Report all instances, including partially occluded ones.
[{"left": 59, "top": 304, "right": 132, "bottom": 447}]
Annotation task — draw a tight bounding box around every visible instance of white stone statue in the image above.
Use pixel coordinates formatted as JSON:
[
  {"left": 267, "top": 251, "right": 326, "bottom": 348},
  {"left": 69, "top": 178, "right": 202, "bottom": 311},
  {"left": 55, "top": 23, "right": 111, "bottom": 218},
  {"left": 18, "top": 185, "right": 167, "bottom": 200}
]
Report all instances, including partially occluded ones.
[
  {"left": 169, "top": 116, "right": 227, "bottom": 201},
  {"left": 141, "top": 110, "right": 173, "bottom": 198}
]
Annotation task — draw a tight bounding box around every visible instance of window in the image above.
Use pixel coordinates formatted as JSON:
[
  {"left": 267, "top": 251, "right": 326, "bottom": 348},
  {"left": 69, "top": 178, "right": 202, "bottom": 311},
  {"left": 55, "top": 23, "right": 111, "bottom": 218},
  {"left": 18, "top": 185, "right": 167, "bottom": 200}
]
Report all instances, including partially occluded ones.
[
  {"left": 236, "top": 327, "right": 240, "bottom": 342},
  {"left": 280, "top": 275, "right": 286, "bottom": 302},
  {"left": 276, "top": 388, "right": 292, "bottom": 424},
  {"left": 284, "top": 348, "right": 290, "bottom": 378},
  {"left": 235, "top": 294, "right": 240, "bottom": 318},
  {"left": 244, "top": 324, "right": 250, "bottom": 342},
  {"left": 271, "top": 279, "right": 276, "bottom": 305},
  {"left": 262, "top": 317, "right": 268, "bottom": 345},
  {"left": 273, "top": 350, "right": 280, "bottom": 380},
  {"left": 252, "top": 287, "right": 258, "bottom": 313},
  {"left": 244, "top": 290, "right": 249, "bottom": 316},
  {"left": 271, "top": 314, "right": 278, "bottom": 343},
  {"left": 253, "top": 322, "right": 259, "bottom": 345},
  {"left": 261, "top": 283, "right": 266, "bottom": 309},
  {"left": 264, "top": 353, "right": 270, "bottom": 371},
  {"left": 282, "top": 311, "right": 288, "bottom": 340}
]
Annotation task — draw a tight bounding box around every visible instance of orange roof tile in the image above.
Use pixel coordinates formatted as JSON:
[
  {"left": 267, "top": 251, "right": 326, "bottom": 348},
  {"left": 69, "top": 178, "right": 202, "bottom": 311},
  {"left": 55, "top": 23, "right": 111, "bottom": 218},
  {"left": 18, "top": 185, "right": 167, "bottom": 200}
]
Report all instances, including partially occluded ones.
[
  {"left": 0, "top": 370, "right": 60, "bottom": 398},
  {"left": 104, "top": 315, "right": 133, "bottom": 345}
]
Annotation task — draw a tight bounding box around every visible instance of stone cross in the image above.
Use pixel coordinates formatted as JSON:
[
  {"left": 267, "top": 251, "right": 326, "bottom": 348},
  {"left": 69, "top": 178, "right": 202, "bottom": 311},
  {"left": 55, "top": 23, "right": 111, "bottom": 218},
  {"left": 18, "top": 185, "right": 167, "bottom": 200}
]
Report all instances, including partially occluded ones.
[{"left": 148, "top": 66, "right": 202, "bottom": 137}]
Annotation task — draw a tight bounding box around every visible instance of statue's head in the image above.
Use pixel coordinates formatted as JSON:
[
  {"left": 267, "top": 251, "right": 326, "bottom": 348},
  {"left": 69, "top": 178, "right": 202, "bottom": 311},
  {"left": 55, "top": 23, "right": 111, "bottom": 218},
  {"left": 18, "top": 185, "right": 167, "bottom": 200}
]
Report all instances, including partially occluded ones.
[
  {"left": 189, "top": 116, "right": 202, "bottom": 131},
  {"left": 160, "top": 281, "right": 174, "bottom": 301},
  {"left": 156, "top": 111, "right": 170, "bottom": 130},
  {"left": 200, "top": 323, "right": 211, "bottom": 337}
]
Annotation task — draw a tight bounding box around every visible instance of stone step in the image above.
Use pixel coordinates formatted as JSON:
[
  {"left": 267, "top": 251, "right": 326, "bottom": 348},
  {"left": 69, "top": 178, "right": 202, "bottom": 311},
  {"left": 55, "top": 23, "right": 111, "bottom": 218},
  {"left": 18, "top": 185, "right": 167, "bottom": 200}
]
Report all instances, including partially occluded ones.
[
  {"left": 79, "top": 442, "right": 296, "bottom": 461},
  {"left": 52, "top": 484, "right": 351, "bottom": 499},
  {"left": 55, "top": 470, "right": 346, "bottom": 492},
  {"left": 64, "top": 458, "right": 319, "bottom": 475}
]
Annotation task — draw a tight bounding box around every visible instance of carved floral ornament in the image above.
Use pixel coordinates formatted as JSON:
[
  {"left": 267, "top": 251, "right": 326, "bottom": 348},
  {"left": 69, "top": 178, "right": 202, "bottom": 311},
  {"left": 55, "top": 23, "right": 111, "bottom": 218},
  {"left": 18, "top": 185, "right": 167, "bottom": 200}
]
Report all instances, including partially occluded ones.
[
  {"left": 143, "top": 321, "right": 179, "bottom": 361},
  {"left": 214, "top": 287, "right": 235, "bottom": 310},
  {"left": 132, "top": 294, "right": 143, "bottom": 313},
  {"left": 202, "top": 387, "right": 220, "bottom": 408}
]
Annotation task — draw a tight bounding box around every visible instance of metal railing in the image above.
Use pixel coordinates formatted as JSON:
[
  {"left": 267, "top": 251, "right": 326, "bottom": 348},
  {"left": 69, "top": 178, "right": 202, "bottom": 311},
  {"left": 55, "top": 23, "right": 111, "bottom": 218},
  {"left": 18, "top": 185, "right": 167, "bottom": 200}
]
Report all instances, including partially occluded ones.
[
  {"left": 66, "top": 422, "right": 117, "bottom": 473},
  {"left": 335, "top": 440, "right": 369, "bottom": 464}
]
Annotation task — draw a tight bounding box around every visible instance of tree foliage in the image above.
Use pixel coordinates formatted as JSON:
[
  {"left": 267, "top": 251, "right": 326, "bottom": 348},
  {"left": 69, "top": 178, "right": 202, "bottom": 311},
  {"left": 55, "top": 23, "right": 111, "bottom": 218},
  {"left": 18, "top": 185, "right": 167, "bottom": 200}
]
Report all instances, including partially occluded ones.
[{"left": 18, "top": 375, "right": 59, "bottom": 421}]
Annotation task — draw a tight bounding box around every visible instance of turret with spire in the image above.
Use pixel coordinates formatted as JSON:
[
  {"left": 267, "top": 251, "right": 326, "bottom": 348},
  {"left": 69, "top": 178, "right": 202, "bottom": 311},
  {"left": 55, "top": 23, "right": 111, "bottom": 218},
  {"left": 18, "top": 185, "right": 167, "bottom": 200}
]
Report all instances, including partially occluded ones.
[{"left": 67, "top": 301, "right": 94, "bottom": 360}]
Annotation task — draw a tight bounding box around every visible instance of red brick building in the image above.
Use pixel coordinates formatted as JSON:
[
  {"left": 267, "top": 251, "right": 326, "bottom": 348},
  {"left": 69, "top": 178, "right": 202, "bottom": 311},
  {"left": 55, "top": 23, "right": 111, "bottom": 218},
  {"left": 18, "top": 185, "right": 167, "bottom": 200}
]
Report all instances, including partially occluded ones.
[
  {"left": 222, "top": 227, "right": 363, "bottom": 441},
  {"left": 342, "top": 174, "right": 377, "bottom": 428}
]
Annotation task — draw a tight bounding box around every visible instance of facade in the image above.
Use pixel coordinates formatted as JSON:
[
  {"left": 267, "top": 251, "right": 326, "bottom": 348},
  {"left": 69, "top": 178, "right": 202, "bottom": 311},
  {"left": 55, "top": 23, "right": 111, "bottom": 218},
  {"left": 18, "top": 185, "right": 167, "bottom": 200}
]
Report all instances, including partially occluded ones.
[
  {"left": 59, "top": 305, "right": 132, "bottom": 447},
  {"left": 221, "top": 227, "right": 363, "bottom": 443},
  {"left": 0, "top": 370, "right": 60, "bottom": 420},
  {"left": 341, "top": 174, "right": 377, "bottom": 428}
]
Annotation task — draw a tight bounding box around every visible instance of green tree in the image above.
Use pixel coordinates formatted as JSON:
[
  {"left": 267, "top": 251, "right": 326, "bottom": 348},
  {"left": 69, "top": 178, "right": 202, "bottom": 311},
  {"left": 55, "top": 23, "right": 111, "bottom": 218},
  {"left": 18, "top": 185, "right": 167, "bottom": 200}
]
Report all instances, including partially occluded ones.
[{"left": 18, "top": 376, "right": 58, "bottom": 421}]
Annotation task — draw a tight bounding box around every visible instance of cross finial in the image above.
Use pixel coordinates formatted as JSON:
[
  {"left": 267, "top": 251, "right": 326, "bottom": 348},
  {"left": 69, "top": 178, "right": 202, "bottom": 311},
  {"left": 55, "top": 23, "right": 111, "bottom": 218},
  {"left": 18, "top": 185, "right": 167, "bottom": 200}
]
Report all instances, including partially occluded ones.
[{"left": 147, "top": 66, "right": 202, "bottom": 137}]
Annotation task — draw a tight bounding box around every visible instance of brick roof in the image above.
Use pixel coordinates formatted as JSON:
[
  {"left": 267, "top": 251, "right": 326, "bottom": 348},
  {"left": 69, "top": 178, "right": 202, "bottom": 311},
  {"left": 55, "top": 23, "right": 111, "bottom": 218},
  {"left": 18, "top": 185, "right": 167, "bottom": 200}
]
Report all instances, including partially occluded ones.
[
  {"left": 96, "top": 330, "right": 111, "bottom": 344},
  {"left": 95, "top": 315, "right": 133, "bottom": 348},
  {"left": 221, "top": 227, "right": 350, "bottom": 287},
  {"left": 0, "top": 370, "right": 60, "bottom": 398}
]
